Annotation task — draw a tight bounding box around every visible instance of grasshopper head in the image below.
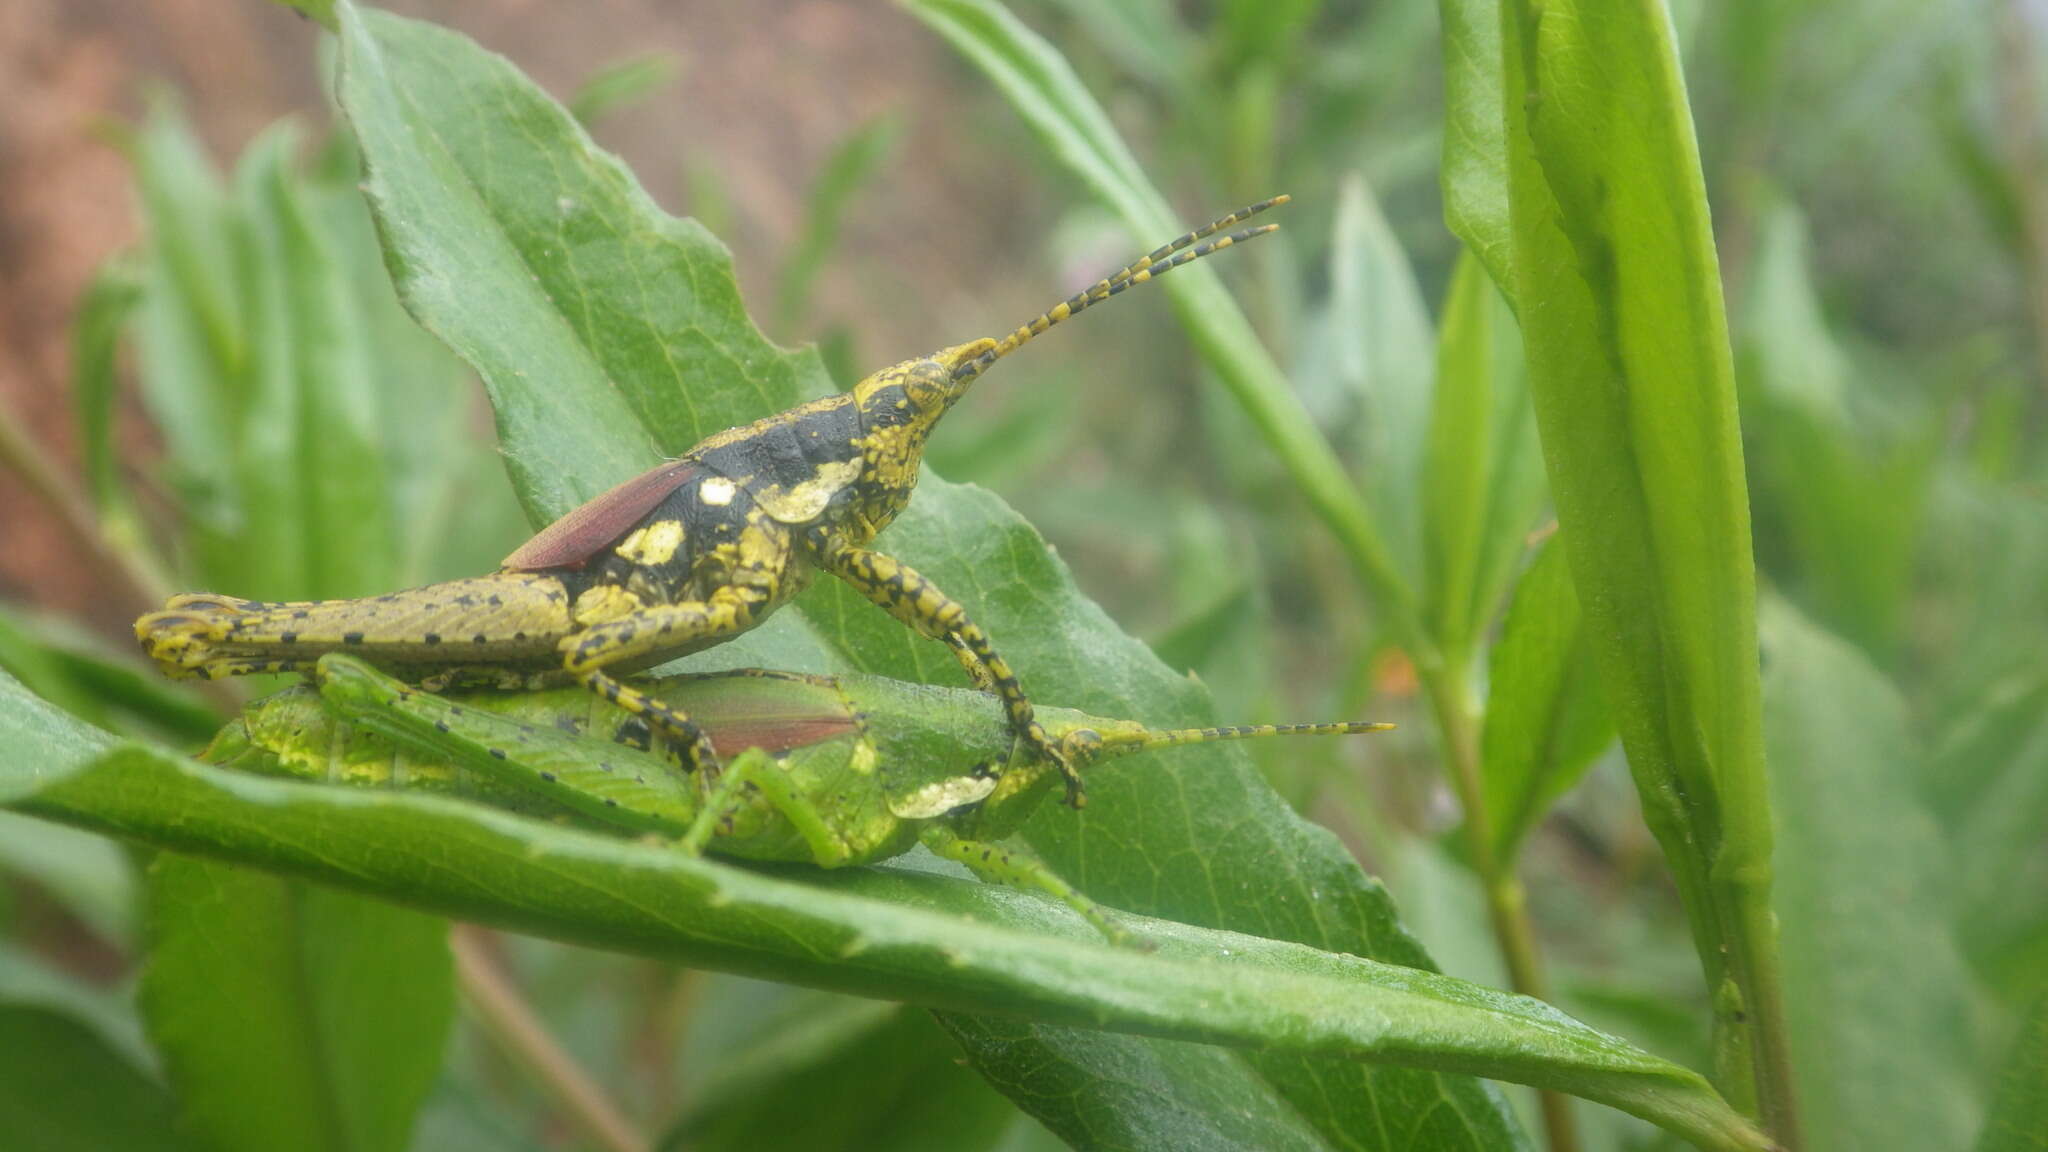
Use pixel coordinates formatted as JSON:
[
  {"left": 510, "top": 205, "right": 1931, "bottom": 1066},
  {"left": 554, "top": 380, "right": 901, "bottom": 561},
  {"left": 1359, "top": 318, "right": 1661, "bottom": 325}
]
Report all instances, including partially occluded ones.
[
  {"left": 851, "top": 339, "right": 1000, "bottom": 436},
  {"left": 848, "top": 340, "right": 1000, "bottom": 504}
]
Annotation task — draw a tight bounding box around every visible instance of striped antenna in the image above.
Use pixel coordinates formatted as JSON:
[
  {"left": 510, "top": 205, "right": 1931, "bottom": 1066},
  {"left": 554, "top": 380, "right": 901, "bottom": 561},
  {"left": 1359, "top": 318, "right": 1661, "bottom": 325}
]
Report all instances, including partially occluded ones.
[
  {"left": 951, "top": 195, "right": 1290, "bottom": 383},
  {"left": 1082, "top": 719, "right": 1395, "bottom": 765}
]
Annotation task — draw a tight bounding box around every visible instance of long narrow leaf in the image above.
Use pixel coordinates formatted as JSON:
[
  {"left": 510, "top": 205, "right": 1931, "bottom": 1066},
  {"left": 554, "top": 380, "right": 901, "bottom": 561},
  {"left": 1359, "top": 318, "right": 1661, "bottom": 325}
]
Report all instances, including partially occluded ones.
[
  {"left": 1975, "top": 990, "right": 2048, "bottom": 1152},
  {"left": 1762, "top": 600, "right": 1977, "bottom": 1151},
  {"left": 140, "top": 859, "right": 453, "bottom": 1152},
  {"left": 1479, "top": 537, "right": 1610, "bottom": 859},
  {"left": 1475, "top": 0, "right": 1793, "bottom": 1128},
  {"left": 4, "top": 670, "right": 1767, "bottom": 1152}
]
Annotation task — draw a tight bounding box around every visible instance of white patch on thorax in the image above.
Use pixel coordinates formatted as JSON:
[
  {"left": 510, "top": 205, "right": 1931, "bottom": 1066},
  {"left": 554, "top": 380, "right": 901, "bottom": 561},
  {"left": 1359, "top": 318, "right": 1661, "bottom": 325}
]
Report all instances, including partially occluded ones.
[{"left": 699, "top": 476, "right": 738, "bottom": 506}]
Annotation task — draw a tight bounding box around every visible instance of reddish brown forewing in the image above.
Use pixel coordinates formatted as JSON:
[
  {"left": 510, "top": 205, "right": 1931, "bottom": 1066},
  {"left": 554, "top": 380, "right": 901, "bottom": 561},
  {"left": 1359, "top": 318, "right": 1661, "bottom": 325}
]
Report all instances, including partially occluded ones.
[
  {"left": 502, "top": 460, "right": 701, "bottom": 571},
  {"left": 683, "top": 672, "right": 862, "bottom": 757}
]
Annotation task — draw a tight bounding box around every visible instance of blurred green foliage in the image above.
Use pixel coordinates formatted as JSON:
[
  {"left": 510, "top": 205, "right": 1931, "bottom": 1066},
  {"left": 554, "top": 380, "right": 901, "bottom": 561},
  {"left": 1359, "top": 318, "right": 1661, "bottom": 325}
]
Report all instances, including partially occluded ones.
[{"left": 0, "top": 0, "right": 2042, "bottom": 1149}]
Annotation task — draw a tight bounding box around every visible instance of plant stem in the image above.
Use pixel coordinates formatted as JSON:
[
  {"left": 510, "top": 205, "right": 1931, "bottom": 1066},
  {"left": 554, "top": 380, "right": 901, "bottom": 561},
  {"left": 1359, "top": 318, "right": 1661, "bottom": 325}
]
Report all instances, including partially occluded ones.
[
  {"left": 450, "top": 924, "right": 648, "bottom": 1152},
  {"left": 1996, "top": 0, "right": 2048, "bottom": 401},
  {"left": 1715, "top": 868, "right": 1801, "bottom": 1145},
  {"left": 0, "top": 395, "right": 246, "bottom": 711},
  {"left": 0, "top": 396, "right": 172, "bottom": 608},
  {"left": 1421, "top": 657, "right": 1579, "bottom": 1152}
]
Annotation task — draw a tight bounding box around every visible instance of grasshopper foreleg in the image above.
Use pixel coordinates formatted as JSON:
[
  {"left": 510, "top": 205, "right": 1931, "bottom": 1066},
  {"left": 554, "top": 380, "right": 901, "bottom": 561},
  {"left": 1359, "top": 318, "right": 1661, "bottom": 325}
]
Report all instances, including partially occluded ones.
[
  {"left": 678, "top": 747, "right": 852, "bottom": 867},
  {"left": 560, "top": 586, "right": 768, "bottom": 775},
  {"left": 942, "top": 633, "right": 997, "bottom": 692},
  {"left": 814, "top": 541, "right": 1083, "bottom": 808}
]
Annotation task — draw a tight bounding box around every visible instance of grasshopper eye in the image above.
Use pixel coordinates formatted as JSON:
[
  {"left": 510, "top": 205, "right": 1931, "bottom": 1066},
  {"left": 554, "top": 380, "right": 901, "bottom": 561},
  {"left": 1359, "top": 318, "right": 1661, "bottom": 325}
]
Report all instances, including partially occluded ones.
[{"left": 904, "top": 364, "right": 952, "bottom": 412}]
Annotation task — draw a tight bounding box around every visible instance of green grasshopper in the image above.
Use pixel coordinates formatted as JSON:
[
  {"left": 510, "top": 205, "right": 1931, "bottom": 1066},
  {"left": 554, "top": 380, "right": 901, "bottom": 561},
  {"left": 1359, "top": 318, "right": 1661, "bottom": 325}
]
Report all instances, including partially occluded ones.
[
  {"left": 138, "top": 198, "right": 1290, "bottom": 806},
  {"left": 206, "top": 654, "right": 1387, "bottom": 943}
]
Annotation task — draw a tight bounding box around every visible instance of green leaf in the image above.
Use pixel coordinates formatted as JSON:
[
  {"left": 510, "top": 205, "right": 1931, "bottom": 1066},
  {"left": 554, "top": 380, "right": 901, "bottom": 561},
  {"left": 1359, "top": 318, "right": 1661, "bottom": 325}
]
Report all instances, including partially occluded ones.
[
  {"left": 0, "top": 941, "right": 154, "bottom": 1071},
  {"left": 568, "top": 52, "right": 681, "bottom": 127},
  {"left": 1479, "top": 536, "right": 1611, "bottom": 860},
  {"left": 1977, "top": 988, "right": 2048, "bottom": 1152},
  {"left": 1437, "top": 0, "right": 1514, "bottom": 295},
  {"left": 673, "top": 1004, "right": 1025, "bottom": 1151},
  {"left": 227, "top": 121, "right": 395, "bottom": 599},
  {"left": 131, "top": 96, "right": 243, "bottom": 573},
  {"left": 1761, "top": 600, "right": 1979, "bottom": 1152},
  {"left": 224, "top": 125, "right": 315, "bottom": 597},
  {"left": 1423, "top": 249, "right": 1541, "bottom": 662},
  {"left": 1931, "top": 665, "right": 2048, "bottom": 998},
  {"left": 0, "top": 604, "right": 110, "bottom": 728},
  {"left": 267, "top": 123, "right": 396, "bottom": 598},
  {"left": 4, "top": 674, "right": 1768, "bottom": 1152},
  {"left": 301, "top": 154, "right": 525, "bottom": 586},
  {"left": 0, "top": 811, "right": 134, "bottom": 947},
  {"left": 775, "top": 114, "right": 900, "bottom": 338},
  {"left": 1491, "top": 0, "right": 1793, "bottom": 1125},
  {"left": 0, "top": 605, "right": 223, "bottom": 744},
  {"left": 270, "top": 0, "right": 338, "bottom": 30},
  {"left": 71, "top": 258, "right": 145, "bottom": 528},
  {"left": 1329, "top": 173, "right": 1432, "bottom": 596},
  {"left": 0, "top": 667, "right": 116, "bottom": 809},
  {"left": 140, "top": 857, "right": 454, "bottom": 1152},
  {"left": 935, "top": 1015, "right": 1336, "bottom": 1151},
  {"left": 0, "top": 1001, "right": 181, "bottom": 1152},
  {"left": 1737, "top": 202, "right": 1934, "bottom": 663},
  {"left": 1031, "top": 0, "right": 1194, "bottom": 91}
]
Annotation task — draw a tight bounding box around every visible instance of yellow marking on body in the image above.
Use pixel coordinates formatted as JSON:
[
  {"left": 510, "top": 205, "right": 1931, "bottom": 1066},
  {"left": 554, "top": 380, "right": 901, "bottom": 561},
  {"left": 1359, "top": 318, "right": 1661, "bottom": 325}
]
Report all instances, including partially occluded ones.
[
  {"left": 689, "top": 394, "right": 850, "bottom": 454},
  {"left": 572, "top": 584, "right": 645, "bottom": 627},
  {"left": 617, "top": 519, "right": 684, "bottom": 566},
  {"left": 736, "top": 519, "right": 787, "bottom": 569},
  {"left": 699, "top": 477, "right": 737, "bottom": 506},
  {"left": 753, "top": 458, "right": 862, "bottom": 524}
]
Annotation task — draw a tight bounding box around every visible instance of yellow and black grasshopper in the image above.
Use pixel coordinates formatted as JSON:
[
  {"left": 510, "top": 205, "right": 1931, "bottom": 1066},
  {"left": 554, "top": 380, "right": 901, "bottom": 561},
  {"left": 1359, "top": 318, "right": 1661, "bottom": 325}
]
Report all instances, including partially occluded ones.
[{"left": 137, "top": 197, "right": 1288, "bottom": 806}]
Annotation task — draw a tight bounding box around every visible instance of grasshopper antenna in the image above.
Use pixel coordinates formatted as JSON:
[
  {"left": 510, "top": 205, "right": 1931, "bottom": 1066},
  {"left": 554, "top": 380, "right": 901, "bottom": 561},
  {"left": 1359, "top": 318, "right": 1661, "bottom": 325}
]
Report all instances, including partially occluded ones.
[
  {"left": 951, "top": 195, "right": 1290, "bottom": 384},
  {"left": 1073, "top": 718, "right": 1394, "bottom": 766}
]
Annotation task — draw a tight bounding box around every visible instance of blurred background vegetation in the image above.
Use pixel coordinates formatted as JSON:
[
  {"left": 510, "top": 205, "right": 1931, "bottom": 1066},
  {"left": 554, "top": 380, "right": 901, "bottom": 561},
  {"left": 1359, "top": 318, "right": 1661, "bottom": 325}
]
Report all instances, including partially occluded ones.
[{"left": 0, "top": 1, "right": 2042, "bottom": 1150}]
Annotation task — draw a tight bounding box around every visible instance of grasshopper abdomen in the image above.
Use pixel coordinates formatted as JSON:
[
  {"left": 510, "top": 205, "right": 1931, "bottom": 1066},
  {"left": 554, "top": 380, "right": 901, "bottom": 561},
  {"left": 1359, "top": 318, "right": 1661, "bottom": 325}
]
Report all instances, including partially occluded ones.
[{"left": 136, "top": 575, "right": 575, "bottom": 686}]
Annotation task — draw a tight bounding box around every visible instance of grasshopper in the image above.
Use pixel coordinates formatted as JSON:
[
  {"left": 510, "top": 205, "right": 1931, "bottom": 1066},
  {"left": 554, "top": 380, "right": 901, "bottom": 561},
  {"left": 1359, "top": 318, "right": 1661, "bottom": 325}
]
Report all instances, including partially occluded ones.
[
  {"left": 207, "top": 654, "right": 1389, "bottom": 942},
  {"left": 137, "top": 198, "right": 1290, "bottom": 807}
]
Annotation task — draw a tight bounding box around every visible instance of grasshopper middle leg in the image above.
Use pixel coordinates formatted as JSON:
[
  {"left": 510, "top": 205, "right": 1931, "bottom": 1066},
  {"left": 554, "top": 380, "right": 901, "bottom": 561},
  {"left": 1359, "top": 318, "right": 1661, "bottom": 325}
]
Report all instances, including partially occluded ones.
[{"left": 560, "top": 584, "right": 770, "bottom": 775}]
